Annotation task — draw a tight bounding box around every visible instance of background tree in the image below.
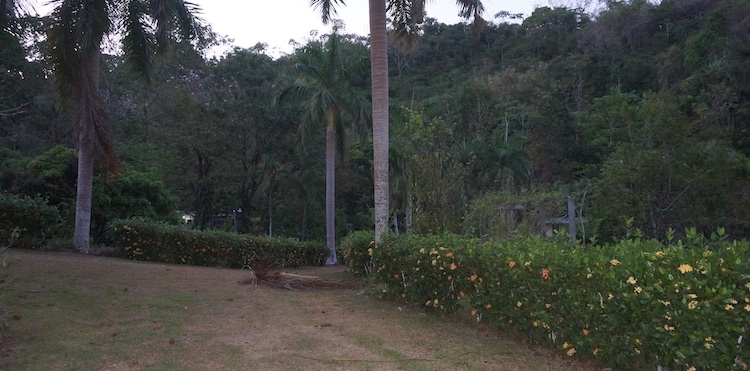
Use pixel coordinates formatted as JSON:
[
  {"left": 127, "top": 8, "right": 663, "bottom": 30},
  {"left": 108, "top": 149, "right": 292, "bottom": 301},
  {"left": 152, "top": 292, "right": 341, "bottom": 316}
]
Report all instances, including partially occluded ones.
[
  {"left": 2, "top": 0, "right": 749, "bottom": 247},
  {"left": 393, "top": 109, "right": 467, "bottom": 233},
  {"left": 209, "top": 46, "right": 289, "bottom": 234},
  {"left": 1, "top": 2, "right": 59, "bottom": 154},
  {"left": 587, "top": 92, "right": 750, "bottom": 240}
]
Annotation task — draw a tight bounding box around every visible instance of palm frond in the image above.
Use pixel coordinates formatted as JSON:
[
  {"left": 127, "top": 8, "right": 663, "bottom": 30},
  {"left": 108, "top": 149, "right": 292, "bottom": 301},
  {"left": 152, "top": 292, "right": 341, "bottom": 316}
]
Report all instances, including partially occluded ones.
[
  {"left": 242, "top": 254, "right": 360, "bottom": 290},
  {"left": 324, "top": 30, "right": 341, "bottom": 81},
  {"left": 455, "top": 0, "right": 483, "bottom": 19},
  {"left": 0, "top": 0, "right": 12, "bottom": 31},
  {"left": 411, "top": 0, "right": 426, "bottom": 24},
  {"left": 341, "top": 85, "right": 371, "bottom": 140},
  {"left": 388, "top": 0, "right": 420, "bottom": 49},
  {"left": 150, "top": 0, "right": 171, "bottom": 50},
  {"left": 309, "top": 0, "right": 346, "bottom": 24},
  {"left": 47, "top": 0, "right": 83, "bottom": 108},
  {"left": 293, "top": 61, "right": 326, "bottom": 86},
  {"left": 339, "top": 53, "right": 369, "bottom": 86},
  {"left": 455, "top": 0, "right": 485, "bottom": 36},
  {"left": 123, "top": 0, "right": 154, "bottom": 82},
  {"left": 277, "top": 84, "right": 319, "bottom": 155},
  {"left": 174, "top": 0, "right": 201, "bottom": 39},
  {"left": 277, "top": 84, "right": 316, "bottom": 106},
  {"left": 306, "top": 89, "right": 334, "bottom": 125},
  {"left": 77, "top": 0, "right": 112, "bottom": 52},
  {"left": 77, "top": 79, "right": 120, "bottom": 174},
  {"left": 76, "top": 45, "right": 120, "bottom": 174},
  {"left": 150, "top": 0, "right": 203, "bottom": 53},
  {"left": 1, "top": 0, "right": 34, "bottom": 35}
]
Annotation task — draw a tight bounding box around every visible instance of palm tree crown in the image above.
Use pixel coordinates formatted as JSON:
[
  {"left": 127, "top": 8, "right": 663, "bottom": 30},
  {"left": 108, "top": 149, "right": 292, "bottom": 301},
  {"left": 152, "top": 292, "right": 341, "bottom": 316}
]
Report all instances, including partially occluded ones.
[{"left": 281, "top": 29, "right": 369, "bottom": 150}]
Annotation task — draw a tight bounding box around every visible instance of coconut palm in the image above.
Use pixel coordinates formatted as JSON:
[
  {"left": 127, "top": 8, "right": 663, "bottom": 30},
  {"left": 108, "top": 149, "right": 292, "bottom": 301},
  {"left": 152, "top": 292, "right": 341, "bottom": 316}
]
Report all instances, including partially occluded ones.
[
  {"left": 46, "top": 0, "right": 202, "bottom": 252},
  {"left": 278, "top": 28, "right": 369, "bottom": 264},
  {"left": 311, "top": 0, "right": 485, "bottom": 242}
]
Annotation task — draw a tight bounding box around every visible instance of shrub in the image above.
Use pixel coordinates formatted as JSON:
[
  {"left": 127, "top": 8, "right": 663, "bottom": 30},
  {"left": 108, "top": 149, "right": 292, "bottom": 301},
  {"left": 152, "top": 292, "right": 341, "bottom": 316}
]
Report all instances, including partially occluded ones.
[
  {"left": 92, "top": 170, "right": 178, "bottom": 239},
  {"left": 364, "top": 230, "right": 749, "bottom": 370},
  {"left": 0, "top": 193, "right": 59, "bottom": 248},
  {"left": 339, "top": 230, "right": 375, "bottom": 276},
  {"left": 372, "top": 233, "right": 474, "bottom": 313},
  {"left": 108, "top": 218, "right": 328, "bottom": 268}
]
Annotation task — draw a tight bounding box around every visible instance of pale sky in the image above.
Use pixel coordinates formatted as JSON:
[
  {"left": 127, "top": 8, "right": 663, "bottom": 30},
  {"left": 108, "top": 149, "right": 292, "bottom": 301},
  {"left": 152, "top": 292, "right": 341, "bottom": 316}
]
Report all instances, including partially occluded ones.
[
  {"left": 32, "top": 0, "right": 561, "bottom": 57},
  {"left": 194, "top": 0, "right": 551, "bottom": 57}
]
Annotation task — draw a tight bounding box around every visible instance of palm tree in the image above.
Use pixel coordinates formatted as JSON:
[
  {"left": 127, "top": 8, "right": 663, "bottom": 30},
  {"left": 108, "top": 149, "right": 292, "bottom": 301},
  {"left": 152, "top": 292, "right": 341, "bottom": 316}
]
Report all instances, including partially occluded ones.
[
  {"left": 46, "top": 0, "right": 202, "bottom": 253},
  {"left": 278, "top": 29, "right": 369, "bottom": 265},
  {"left": 311, "top": 0, "right": 485, "bottom": 243},
  {"left": 369, "top": 0, "right": 389, "bottom": 244},
  {"left": 467, "top": 131, "right": 531, "bottom": 192}
]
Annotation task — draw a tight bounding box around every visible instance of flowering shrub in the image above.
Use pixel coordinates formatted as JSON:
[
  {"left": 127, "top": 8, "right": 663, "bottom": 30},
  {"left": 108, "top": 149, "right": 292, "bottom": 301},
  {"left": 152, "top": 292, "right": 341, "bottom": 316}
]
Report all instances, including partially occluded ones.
[
  {"left": 109, "top": 218, "right": 328, "bottom": 268},
  {"left": 344, "top": 230, "right": 749, "bottom": 370},
  {"left": 338, "top": 230, "right": 375, "bottom": 277},
  {"left": 371, "top": 233, "right": 472, "bottom": 313}
]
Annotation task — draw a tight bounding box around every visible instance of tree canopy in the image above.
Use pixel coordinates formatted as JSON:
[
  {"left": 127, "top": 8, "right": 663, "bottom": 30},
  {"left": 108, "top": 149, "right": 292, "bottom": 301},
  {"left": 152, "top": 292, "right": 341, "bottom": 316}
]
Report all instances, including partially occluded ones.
[{"left": 1, "top": 0, "right": 748, "bottom": 244}]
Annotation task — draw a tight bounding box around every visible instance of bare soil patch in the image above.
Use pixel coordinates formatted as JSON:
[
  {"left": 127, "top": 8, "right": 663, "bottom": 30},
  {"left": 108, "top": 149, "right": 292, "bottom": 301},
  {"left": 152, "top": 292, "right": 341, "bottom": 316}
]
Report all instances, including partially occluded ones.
[{"left": 0, "top": 249, "right": 604, "bottom": 370}]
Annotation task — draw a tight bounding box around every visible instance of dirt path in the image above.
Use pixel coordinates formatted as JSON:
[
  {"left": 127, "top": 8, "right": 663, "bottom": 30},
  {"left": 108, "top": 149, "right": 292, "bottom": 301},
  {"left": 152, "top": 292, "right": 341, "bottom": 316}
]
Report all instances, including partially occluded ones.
[{"left": 0, "top": 250, "right": 604, "bottom": 370}]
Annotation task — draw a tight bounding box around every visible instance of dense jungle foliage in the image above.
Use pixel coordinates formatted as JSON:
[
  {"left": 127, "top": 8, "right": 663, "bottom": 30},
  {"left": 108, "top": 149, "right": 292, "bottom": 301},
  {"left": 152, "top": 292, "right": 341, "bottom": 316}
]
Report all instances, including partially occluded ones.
[{"left": 1, "top": 0, "right": 748, "bottom": 244}]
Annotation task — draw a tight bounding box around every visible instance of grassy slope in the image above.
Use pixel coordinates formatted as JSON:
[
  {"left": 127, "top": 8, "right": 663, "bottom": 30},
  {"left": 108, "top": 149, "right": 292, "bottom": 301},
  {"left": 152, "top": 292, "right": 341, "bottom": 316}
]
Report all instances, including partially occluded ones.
[{"left": 0, "top": 250, "right": 602, "bottom": 370}]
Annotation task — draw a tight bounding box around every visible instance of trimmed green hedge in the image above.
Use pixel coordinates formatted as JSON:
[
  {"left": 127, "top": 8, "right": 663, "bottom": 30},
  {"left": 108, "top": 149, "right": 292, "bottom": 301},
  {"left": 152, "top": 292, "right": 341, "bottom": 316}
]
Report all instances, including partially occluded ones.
[
  {"left": 341, "top": 230, "right": 749, "bottom": 370},
  {"left": 109, "top": 218, "right": 328, "bottom": 268},
  {"left": 0, "top": 193, "right": 59, "bottom": 248}
]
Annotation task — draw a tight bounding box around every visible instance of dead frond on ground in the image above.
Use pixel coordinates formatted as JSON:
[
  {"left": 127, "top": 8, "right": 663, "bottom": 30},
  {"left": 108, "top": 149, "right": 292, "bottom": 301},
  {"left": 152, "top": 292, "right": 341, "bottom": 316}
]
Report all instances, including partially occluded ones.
[{"left": 240, "top": 255, "right": 359, "bottom": 290}]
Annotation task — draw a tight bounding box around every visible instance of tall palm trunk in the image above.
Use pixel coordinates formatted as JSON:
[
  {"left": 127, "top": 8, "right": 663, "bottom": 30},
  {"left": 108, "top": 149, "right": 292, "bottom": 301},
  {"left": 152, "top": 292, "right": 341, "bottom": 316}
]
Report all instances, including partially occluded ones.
[
  {"left": 369, "top": 0, "right": 389, "bottom": 243},
  {"left": 73, "top": 132, "right": 95, "bottom": 253},
  {"left": 325, "top": 124, "right": 337, "bottom": 264},
  {"left": 73, "top": 45, "right": 102, "bottom": 253}
]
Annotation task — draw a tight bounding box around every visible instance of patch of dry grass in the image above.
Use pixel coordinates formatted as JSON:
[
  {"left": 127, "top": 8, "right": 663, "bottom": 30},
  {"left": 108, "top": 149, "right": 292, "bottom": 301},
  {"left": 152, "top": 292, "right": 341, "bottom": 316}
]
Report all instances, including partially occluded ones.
[{"left": 0, "top": 250, "right": 604, "bottom": 370}]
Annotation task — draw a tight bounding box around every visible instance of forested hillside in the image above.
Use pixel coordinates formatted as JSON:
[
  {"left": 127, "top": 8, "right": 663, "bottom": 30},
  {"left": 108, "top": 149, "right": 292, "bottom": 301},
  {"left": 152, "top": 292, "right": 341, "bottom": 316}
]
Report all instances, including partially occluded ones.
[{"left": 1, "top": 0, "right": 748, "bottom": 244}]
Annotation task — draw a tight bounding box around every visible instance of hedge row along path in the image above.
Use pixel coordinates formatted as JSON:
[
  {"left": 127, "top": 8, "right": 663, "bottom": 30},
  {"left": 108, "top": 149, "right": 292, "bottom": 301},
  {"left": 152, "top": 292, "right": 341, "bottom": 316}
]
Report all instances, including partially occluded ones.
[{"left": 0, "top": 250, "right": 606, "bottom": 370}]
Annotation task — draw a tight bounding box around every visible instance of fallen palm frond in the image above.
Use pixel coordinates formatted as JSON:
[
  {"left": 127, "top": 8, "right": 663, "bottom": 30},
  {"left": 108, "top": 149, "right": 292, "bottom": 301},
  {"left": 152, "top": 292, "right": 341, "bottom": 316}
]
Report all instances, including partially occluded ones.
[
  {"left": 258, "top": 271, "right": 360, "bottom": 290},
  {"left": 240, "top": 255, "right": 359, "bottom": 290}
]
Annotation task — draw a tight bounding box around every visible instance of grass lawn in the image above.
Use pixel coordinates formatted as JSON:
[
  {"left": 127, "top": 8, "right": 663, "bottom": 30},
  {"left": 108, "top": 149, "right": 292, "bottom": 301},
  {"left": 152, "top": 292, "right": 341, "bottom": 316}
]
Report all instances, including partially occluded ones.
[{"left": 0, "top": 249, "right": 604, "bottom": 370}]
